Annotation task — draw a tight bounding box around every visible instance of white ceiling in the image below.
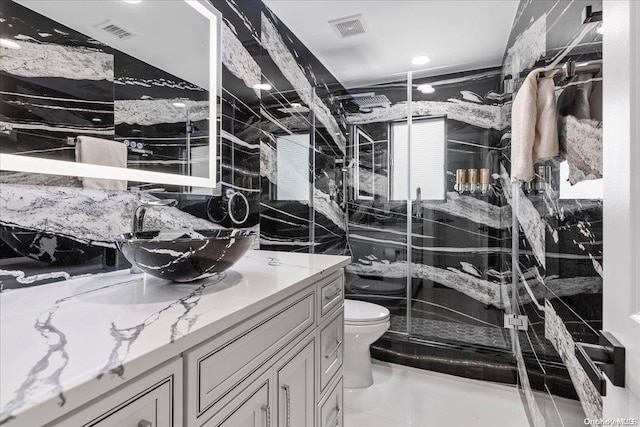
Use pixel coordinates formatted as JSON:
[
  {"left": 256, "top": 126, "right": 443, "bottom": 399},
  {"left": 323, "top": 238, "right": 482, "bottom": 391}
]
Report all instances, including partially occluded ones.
[
  {"left": 263, "top": 0, "right": 520, "bottom": 88},
  {"left": 16, "top": 0, "right": 211, "bottom": 89}
]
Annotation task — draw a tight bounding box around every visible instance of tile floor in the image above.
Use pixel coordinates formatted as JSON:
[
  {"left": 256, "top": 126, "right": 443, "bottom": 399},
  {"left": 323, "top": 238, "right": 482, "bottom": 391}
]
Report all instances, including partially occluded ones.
[{"left": 344, "top": 361, "right": 585, "bottom": 427}]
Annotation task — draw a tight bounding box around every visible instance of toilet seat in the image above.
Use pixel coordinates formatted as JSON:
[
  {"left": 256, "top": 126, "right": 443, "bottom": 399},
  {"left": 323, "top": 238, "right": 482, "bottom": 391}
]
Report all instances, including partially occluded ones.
[{"left": 344, "top": 299, "right": 390, "bottom": 326}]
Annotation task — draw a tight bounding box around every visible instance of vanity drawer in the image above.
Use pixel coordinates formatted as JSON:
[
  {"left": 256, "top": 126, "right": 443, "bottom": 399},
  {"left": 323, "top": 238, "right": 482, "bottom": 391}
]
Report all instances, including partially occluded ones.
[
  {"left": 52, "top": 358, "right": 182, "bottom": 427},
  {"left": 186, "top": 291, "right": 315, "bottom": 419},
  {"left": 318, "top": 377, "right": 343, "bottom": 427},
  {"left": 319, "top": 309, "right": 343, "bottom": 393},
  {"left": 318, "top": 271, "right": 344, "bottom": 321}
]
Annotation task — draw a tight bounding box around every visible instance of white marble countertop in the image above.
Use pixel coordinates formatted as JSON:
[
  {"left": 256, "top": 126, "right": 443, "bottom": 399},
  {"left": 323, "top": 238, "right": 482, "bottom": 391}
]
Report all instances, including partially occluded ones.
[{"left": 0, "top": 250, "right": 350, "bottom": 425}]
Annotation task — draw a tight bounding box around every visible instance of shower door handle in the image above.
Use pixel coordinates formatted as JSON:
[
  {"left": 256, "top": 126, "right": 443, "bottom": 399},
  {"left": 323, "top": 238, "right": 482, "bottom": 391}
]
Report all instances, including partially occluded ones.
[{"left": 415, "top": 187, "right": 422, "bottom": 219}]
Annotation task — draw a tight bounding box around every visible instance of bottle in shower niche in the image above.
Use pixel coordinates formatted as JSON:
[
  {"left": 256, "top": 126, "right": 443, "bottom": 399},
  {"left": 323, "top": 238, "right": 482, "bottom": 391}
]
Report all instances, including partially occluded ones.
[
  {"left": 480, "top": 168, "right": 490, "bottom": 196},
  {"left": 467, "top": 169, "right": 478, "bottom": 195},
  {"left": 535, "top": 165, "right": 552, "bottom": 193},
  {"left": 455, "top": 169, "right": 467, "bottom": 194}
]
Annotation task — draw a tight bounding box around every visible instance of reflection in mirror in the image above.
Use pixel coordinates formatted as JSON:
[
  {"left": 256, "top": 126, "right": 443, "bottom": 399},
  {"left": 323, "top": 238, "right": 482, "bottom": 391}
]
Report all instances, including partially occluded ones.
[
  {"left": 354, "top": 127, "right": 375, "bottom": 200},
  {"left": 0, "top": 0, "right": 219, "bottom": 191},
  {"left": 351, "top": 122, "right": 389, "bottom": 201}
]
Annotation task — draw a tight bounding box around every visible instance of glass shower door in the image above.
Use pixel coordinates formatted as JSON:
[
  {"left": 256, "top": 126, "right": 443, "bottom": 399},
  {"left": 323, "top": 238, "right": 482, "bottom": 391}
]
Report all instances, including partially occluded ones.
[
  {"left": 344, "top": 75, "right": 410, "bottom": 336},
  {"left": 407, "top": 69, "right": 513, "bottom": 356}
]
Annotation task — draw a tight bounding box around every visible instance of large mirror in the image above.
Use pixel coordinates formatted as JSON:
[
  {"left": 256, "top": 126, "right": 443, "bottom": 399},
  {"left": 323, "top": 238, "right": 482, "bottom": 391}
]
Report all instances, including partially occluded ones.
[{"left": 0, "top": 0, "right": 220, "bottom": 190}]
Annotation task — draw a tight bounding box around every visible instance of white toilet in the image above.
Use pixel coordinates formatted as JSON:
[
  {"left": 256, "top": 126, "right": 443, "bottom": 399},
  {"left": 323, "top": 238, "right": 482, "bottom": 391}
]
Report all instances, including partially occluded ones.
[{"left": 343, "top": 299, "right": 390, "bottom": 388}]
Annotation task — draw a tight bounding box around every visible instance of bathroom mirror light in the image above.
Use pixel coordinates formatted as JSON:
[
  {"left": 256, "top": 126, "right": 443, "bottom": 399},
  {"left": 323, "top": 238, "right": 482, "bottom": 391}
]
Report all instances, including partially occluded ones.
[
  {"left": 0, "top": 0, "right": 221, "bottom": 189},
  {"left": 411, "top": 55, "right": 431, "bottom": 65}
]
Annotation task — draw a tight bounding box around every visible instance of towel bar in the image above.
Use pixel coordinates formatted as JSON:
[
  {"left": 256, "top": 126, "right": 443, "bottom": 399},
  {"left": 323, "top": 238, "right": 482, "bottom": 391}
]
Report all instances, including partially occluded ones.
[
  {"left": 67, "top": 136, "right": 153, "bottom": 156},
  {"left": 575, "top": 331, "right": 625, "bottom": 396}
]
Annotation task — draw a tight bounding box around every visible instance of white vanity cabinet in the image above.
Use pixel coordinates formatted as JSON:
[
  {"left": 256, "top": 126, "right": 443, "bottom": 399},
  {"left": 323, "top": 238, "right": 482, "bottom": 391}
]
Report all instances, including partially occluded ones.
[
  {"left": 6, "top": 259, "right": 348, "bottom": 427},
  {"left": 188, "top": 269, "right": 344, "bottom": 427}
]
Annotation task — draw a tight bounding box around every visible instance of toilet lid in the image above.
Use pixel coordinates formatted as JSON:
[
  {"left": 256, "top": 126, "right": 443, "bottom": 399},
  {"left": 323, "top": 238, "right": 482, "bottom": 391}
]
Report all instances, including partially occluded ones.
[{"left": 344, "top": 299, "right": 390, "bottom": 324}]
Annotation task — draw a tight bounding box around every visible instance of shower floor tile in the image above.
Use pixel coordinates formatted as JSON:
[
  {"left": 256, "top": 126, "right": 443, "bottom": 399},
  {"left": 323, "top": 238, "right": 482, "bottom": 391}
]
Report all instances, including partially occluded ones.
[
  {"left": 344, "top": 360, "right": 530, "bottom": 427},
  {"left": 390, "top": 315, "right": 509, "bottom": 349}
]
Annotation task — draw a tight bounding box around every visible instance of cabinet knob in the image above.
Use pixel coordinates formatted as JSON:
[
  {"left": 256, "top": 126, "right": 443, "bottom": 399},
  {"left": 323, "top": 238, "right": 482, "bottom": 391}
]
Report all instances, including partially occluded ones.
[{"left": 138, "top": 421, "right": 153, "bottom": 427}]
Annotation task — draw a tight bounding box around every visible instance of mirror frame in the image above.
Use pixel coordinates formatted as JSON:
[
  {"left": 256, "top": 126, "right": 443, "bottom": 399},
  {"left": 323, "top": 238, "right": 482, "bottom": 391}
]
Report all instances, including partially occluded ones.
[{"left": 0, "top": 0, "right": 221, "bottom": 189}]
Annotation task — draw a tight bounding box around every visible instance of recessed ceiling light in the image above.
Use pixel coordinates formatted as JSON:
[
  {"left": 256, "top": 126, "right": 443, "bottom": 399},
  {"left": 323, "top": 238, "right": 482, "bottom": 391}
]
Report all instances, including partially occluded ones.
[
  {"left": 122, "top": 0, "right": 142, "bottom": 4},
  {"left": 0, "top": 39, "right": 21, "bottom": 50},
  {"left": 417, "top": 84, "right": 435, "bottom": 94},
  {"left": 291, "top": 102, "right": 301, "bottom": 108},
  {"left": 173, "top": 102, "right": 187, "bottom": 108},
  {"left": 411, "top": 55, "right": 431, "bottom": 65},
  {"left": 253, "top": 83, "right": 272, "bottom": 91}
]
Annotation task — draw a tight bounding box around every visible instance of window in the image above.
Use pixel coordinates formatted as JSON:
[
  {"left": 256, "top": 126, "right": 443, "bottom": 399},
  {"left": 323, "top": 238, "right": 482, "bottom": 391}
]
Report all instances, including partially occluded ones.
[
  {"left": 276, "top": 134, "right": 310, "bottom": 201},
  {"left": 391, "top": 117, "right": 446, "bottom": 200}
]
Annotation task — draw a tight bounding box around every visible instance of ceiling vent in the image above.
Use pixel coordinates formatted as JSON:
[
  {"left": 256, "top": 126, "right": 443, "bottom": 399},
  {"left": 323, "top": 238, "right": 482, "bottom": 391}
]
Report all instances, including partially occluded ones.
[
  {"left": 93, "top": 20, "right": 136, "bottom": 40},
  {"left": 351, "top": 94, "right": 391, "bottom": 110},
  {"left": 329, "top": 14, "right": 367, "bottom": 38}
]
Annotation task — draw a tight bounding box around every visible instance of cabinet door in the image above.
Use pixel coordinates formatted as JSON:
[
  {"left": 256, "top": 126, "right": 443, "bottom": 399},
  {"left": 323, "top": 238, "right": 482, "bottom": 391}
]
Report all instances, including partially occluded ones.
[
  {"left": 277, "top": 340, "right": 315, "bottom": 427},
  {"left": 318, "top": 379, "right": 343, "bottom": 427},
  {"left": 319, "top": 310, "right": 343, "bottom": 393},
  {"left": 203, "top": 379, "right": 271, "bottom": 427}
]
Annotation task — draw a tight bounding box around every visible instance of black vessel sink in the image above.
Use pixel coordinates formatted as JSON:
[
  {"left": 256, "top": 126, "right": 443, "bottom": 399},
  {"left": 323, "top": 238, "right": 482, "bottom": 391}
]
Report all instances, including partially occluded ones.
[{"left": 115, "top": 229, "right": 255, "bottom": 282}]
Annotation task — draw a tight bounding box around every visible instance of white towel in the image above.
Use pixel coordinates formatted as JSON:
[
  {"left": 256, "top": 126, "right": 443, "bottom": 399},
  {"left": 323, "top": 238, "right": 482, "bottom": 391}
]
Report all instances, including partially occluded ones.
[
  {"left": 75, "top": 136, "right": 128, "bottom": 190},
  {"left": 511, "top": 68, "right": 559, "bottom": 182}
]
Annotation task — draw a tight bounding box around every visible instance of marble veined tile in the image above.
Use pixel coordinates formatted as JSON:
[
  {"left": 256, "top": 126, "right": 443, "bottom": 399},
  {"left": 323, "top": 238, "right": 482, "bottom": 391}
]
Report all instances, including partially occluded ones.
[
  {"left": 0, "top": 185, "right": 218, "bottom": 246},
  {"left": 347, "top": 260, "right": 509, "bottom": 309},
  {"left": 346, "top": 99, "right": 509, "bottom": 131},
  {"left": 559, "top": 115, "right": 602, "bottom": 184},
  {"left": 114, "top": 99, "right": 209, "bottom": 126},
  {"left": 502, "top": 14, "right": 546, "bottom": 77},
  {"left": 501, "top": 167, "right": 546, "bottom": 268},
  {"left": 0, "top": 41, "right": 113, "bottom": 81},
  {"left": 545, "top": 300, "right": 603, "bottom": 420},
  {"left": 261, "top": 12, "right": 345, "bottom": 152},
  {"left": 221, "top": 21, "right": 261, "bottom": 94},
  {"left": 421, "top": 192, "right": 509, "bottom": 230}
]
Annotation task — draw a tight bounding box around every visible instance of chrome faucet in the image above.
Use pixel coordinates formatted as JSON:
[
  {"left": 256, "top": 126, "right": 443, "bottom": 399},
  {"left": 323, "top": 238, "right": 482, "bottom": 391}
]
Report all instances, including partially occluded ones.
[
  {"left": 129, "top": 193, "right": 177, "bottom": 274},
  {"left": 132, "top": 197, "right": 178, "bottom": 233}
]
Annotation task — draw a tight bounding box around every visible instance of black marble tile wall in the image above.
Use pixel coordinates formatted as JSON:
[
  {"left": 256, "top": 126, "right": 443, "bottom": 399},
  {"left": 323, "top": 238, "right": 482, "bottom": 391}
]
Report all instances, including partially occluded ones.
[{"left": 257, "top": 5, "right": 347, "bottom": 255}]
